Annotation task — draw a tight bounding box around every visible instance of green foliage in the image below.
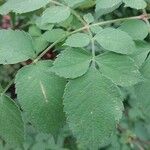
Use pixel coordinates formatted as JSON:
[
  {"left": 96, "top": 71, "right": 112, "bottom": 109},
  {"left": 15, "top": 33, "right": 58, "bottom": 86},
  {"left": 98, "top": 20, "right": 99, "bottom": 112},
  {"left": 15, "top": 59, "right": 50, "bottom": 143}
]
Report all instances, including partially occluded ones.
[
  {"left": 96, "top": 52, "right": 142, "bottom": 86},
  {"left": 119, "top": 20, "right": 149, "bottom": 40},
  {"left": 0, "top": 94, "right": 24, "bottom": 146},
  {"left": 41, "top": 6, "right": 71, "bottom": 24},
  {"left": 15, "top": 61, "right": 66, "bottom": 135},
  {"left": 95, "top": 28, "right": 136, "bottom": 54},
  {"left": 0, "top": 29, "right": 35, "bottom": 64},
  {"left": 123, "top": 0, "right": 147, "bottom": 9},
  {"left": 0, "top": 0, "right": 150, "bottom": 149},
  {"left": 51, "top": 48, "right": 92, "bottom": 78},
  {"left": 64, "top": 67, "right": 123, "bottom": 149},
  {"left": 0, "top": 0, "right": 50, "bottom": 14},
  {"left": 65, "top": 33, "right": 90, "bottom": 47}
]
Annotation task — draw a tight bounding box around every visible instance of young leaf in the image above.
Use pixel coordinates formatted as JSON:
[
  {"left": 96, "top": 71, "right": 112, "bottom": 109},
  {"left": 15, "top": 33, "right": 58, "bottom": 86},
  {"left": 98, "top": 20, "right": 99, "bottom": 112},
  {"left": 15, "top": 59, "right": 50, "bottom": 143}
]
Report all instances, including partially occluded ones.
[
  {"left": 51, "top": 48, "right": 92, "bottom": 78},
  {"left": 123, "top": 0, "right": 147, "bottom": 9},
  {"left": 0, "top": 29, "right": 35, "bottom": 64},
  {"left": 41, "top": 6, "right": 71, "bottom": 24},
  {"left": 90, "top": 26, "right": 103, "bottom": 34},
  {"left": 42, "top": 29, "right": 67, "bottom": 43},
  {"left": 83, "top": 13, "right": 94, "bottom": 24},
  {"left": 96, "top": 52, "right": 142, "bottom": 86},
  {"left": 0, "top": 94, "right": 24, "bottom": 146},
  {"left": 95, "top": 28, "right": 136, "bottom": 54},
  {"left": 15, "top": 61, "right": 66, "bottom": 135},
  {"left": 28, "top": 25, "right": 41, "bottom": 37},
  {"left": 65, "top": 33, "right": 90, "bottom": 47},
  {"left": 119, "top": 20, "right": 149, "bottom": 40},
  {"left": 0, "top": 0, "right": 50, "bottom": 14},
  {"left": 64, "top": 67, "right": 123, "bottom": 149},
  {"left": 33, "top": 36, "right": 49, "bottom": 54}
]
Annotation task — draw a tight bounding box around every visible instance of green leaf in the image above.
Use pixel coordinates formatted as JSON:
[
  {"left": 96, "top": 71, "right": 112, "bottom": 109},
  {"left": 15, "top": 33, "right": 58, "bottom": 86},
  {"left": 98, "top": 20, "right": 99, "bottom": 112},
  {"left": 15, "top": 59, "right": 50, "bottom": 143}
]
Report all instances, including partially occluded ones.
[
  {"left": 41, "top": 6, "right": 71, "bottom": 24},
  {"left": 83, "top": 13, "right": 94, "bottom": 24},
  {"left": 140, "top": 57, "right": 150, "bottom": 79},
  {"left": 64, "top": 67, "right": 123, "bottom": 149},
  {"left": 134, "top": 58, "right": 150, "bottom": 120},
  {"left": 15, "top": 61, "right": 66, "bottom": 135},
  {"left": 64, "top": 0, "right": 85, "bottom": 7},
  {"left": 96, "top": 52, "right": 142, "bottom": 86},
  {"left": 0, "top": 94, "right": 24, "bottom": 146},
  {"left": 96, "top": 0, "right": 122, "bottom": 9},
  {"left": 0, "top": 0, "right": 49, "bottom": 14},
  {"left": 90, "top": 26, "right": 103, "bottom": 34},
  {"left": 51, "top": 48, "right": 92, "bottom": 78},
  {"left": 95, "top": 28, "right": 136, "bottom": 54},
  {"left": 134, "top": 81, "right": 150, "bottom": 120},
  {"left": 65, "top": 33, "right": 90, "bottom": 47},
  {"left": 130, "top": 41, "right": 150, "bottom": 67},
  {"left": 95, "top": 0, "right": 122, "bottom": 16},
  {"left": 119, "top": 20, "right": 149, "bottom": 40},
  {"left": 0, "top": 29, "right": 35, "bottom": 64},
  {"left": 123, "top": 0, "right": 147, "bottom": 9},
  {"left": 33, "top": 36, "right": 49, "bottom": 54},
  {"left": 42, "top": 29, "right": 67, "bottom": 43},
  {"left": 28, "top": 25, "right": 41, "bottom": 37},
  {"left": 35, "top": 17, "right": 54, "bottom": 30}
]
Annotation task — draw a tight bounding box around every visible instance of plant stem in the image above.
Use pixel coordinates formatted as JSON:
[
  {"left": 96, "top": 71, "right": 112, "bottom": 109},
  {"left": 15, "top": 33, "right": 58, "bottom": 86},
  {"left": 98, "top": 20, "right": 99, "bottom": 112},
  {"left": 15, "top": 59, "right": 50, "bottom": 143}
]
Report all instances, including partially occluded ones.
[
  {"left": 33, "top": 37, "right": 66, "bottom": 63},
  {"left": 2, "top": 12, "right": 150, "bottom": 94},
  {"left": 142, "top": 9, "right": 150, "bottom": 33},
  {"left": 2, "top": 79, "right": 14, "bottom": 95},
  {"left": 70, "top": 9, "right": 96, "bottom": 63},
  {"left": 50, "top": 0, "right": 65, "bottom": 6}
]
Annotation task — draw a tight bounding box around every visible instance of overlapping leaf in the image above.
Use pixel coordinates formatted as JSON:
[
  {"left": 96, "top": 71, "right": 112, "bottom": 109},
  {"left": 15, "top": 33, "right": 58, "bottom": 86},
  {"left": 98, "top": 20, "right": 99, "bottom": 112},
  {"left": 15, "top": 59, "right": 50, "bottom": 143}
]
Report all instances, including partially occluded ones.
[
  {"left": 96, "top": 52, "right": 142, "bottom": 86},
  {"left": 0, "top": 94, "right": 24, "bottom": 146},
  {"left": 95, "top": 0, "right": 122, "bottom": 16},
  {"left": 134, "top": 58, "right": 150, "bottom": 120},
  {"left": 0, "top": 0, "right": 50, "bottom": 14},
  {"left": 123, "top": 0, "right": 147, "bottom": 9},
  {"left": 0, "top": 29, "right": 35, "bottom": 64},
  {"left": 95, "top": 28, "right": 136, "bottom": 54},
  {"left": 41, "top": 6, "right": 71, "bottom": 24},
  {"left": 65, "top": 33, "right": 91, "bottom": 47},
  {"left": 64, "top": 67, "right": 123, "bottom": 149},
  {"left": 15, "top": 61, "right": 66, "bottom": 135},
  {"left": 51, "top": 48, "right": 92, "bottom": 78},
  {"left": 119, "top": 20, "right": 149, "bottom": 40}
]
